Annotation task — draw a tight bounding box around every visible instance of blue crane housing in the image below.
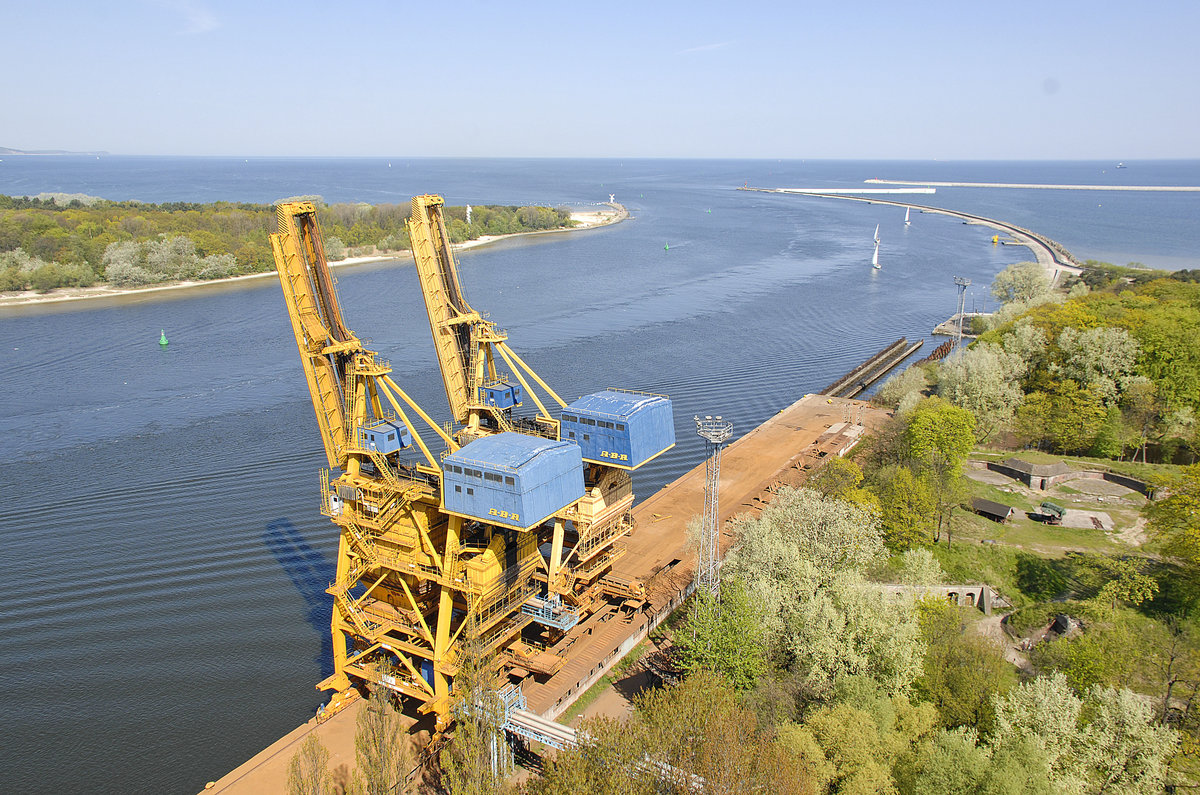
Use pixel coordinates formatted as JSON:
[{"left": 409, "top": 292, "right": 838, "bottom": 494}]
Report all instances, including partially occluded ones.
[{"left": 560, "top": 389, "right": 675, "bottom": 469}]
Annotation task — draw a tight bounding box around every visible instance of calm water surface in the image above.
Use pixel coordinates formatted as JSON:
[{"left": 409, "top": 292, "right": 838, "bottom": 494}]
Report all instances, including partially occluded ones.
[{"left": 0, "top": 158, "right": 1196, "bottom": 793}]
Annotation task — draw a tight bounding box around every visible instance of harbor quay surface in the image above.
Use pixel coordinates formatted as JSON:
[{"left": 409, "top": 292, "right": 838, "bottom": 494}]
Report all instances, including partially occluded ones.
[{"left": 202, "top": 393, "right": 889, "bottom": 792}]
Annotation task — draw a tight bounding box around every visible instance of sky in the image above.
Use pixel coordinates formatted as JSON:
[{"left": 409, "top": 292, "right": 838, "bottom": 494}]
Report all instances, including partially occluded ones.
[{"left": 2, "top": 0, "right": 1198, "bottom": 159}]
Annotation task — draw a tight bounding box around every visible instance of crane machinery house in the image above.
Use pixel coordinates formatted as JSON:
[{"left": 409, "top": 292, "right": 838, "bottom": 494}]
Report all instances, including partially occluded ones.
[
  {"left": 560, "top": 389, "right": 675, "bottom": 469},
  {"left": 482, "top": 380, "right": 522, "bottom": 409},
  {"left": 442, "top": 432, "right": 585, "bottom": 530},
  {"left": 357, "top": 418, "right": 412, "bottom": 454}
]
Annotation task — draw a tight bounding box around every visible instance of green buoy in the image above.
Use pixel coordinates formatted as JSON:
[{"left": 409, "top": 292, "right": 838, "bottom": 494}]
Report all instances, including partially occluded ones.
[{"left": 159, "top": 329, "right": 168, "bottom": 346}]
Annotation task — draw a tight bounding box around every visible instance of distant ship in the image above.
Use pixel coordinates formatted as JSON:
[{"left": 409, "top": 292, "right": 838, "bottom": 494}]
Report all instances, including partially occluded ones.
[
  {"left": 871, "top": 224, "right": 881, "bottom": 269},
  {"left": 904, "top": 207, "right": 911, "bottom": 226},
  {"left": 1116, "top": 162, "right": 1127, "bottom": 169}
]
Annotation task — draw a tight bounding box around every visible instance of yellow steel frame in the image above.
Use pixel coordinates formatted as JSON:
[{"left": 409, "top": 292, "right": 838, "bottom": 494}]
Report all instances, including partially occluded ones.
[{"left": 272, "top": 198, "right": 647, "bottom": 728}]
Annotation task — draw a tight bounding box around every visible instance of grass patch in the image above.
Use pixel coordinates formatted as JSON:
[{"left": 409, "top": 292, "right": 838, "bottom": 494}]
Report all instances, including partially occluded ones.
[{"left": 559, "top": 671, "right": 619, "bottom": 723}]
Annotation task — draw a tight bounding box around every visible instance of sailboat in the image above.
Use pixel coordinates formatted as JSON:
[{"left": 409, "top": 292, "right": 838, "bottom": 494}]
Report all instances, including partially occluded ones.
[
  {"left": 904, "top": 207, "right": 911, "bottom": 226},
  {"left": 871, "top": 224, "right": 881, "bottom": 269}
]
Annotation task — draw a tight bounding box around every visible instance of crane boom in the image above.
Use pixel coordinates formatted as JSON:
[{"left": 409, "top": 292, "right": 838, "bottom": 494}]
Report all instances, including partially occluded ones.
[
  {"left": 407, "top": 194, "right": 489, "bottom": 428},
  {"left": 270, "top": 201, "right": 362, "bottom": 469}
]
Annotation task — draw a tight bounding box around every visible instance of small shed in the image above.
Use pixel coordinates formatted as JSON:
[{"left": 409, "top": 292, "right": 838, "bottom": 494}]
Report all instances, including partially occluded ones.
[
  {"left": 442, "top": 432, "right": 584, "bottom": 530},
  {"left": 560, "top": 389, "right": 675, "bottom": 470},
  {"left": 971, "top": 497, "right": 1015, "bottom": 524}
]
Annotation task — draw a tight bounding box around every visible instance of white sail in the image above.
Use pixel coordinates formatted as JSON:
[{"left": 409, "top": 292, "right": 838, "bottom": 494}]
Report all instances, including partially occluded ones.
[
  {"left": 904, "top": 207, "right": 911, "bottom": 225},
  {"left": 872, "top": 237, "right": 880, "bottom": 269}
]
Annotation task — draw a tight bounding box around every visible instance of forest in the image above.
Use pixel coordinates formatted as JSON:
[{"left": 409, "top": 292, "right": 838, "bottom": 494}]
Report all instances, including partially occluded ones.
[{"left": 0, "top": 194, "right": 575, "bottom": 292}]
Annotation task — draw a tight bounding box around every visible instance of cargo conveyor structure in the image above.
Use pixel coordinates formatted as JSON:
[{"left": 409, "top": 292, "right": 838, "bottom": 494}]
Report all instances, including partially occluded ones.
[{"left": 270, "top": 196, "right": 674, "bottom": 728}]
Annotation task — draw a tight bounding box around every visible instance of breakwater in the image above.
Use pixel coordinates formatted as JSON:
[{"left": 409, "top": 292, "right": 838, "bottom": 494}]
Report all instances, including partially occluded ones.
[{"left": 865, "top": 179, "right": 1200, "bottom": 192}]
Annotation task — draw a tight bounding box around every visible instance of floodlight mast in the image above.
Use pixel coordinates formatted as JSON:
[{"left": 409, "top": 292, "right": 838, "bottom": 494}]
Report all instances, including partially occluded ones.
[{"left": 695, "top": 415, "right": 733, "bottom": 598}]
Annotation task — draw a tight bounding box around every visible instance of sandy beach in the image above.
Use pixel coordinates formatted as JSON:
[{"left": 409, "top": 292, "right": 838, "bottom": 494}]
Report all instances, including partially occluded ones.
[{"left": 0, "top": 204, "right": 627, "bottom": 310}]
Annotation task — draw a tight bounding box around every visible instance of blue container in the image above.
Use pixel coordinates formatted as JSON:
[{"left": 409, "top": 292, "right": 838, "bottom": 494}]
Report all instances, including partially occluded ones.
[
  {"left": 420, "top": 658, "right": 434, "bottom": 687},
  {"left": 560, "top": 389, "right": 675, "bottom": 469},
  {"left": 442, "top": 432, "right": 584, "bottom": 529},
  {"left": 359, "top": 419, "right": 412, "bottom": 453},
  {"left": 481, "top": 380, "right": 523, "bottom": 410}
]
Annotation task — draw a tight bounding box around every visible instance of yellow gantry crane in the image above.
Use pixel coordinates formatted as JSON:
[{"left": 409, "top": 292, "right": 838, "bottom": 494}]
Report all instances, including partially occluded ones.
[{"left": 270, "top": 196, "right": 673, "bottom": 727}]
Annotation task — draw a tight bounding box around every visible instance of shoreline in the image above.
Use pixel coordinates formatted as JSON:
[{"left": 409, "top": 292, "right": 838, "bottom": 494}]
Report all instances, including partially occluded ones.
[{"left": 0, "top": 203, "right": 628, "bottom": 310}]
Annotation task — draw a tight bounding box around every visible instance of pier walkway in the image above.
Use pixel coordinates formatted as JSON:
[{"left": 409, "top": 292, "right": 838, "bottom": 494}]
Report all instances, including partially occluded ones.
[{"left": 739, "top": 187, "right": 1083, "bottom": 285}]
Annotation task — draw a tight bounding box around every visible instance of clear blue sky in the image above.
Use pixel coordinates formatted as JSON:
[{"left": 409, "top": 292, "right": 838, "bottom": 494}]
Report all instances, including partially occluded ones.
[{"left": 3, "top": 0, "right": 1197, "bottom": 158}]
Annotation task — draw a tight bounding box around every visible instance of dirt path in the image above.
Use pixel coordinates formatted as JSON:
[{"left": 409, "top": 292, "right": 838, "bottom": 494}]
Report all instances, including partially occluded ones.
[{"left": 971, "top": 611, "right": 1033, "bottom": 674}]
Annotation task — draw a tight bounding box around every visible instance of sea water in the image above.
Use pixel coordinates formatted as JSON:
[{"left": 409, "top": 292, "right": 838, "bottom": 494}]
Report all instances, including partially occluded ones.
[{"left": 0, "top": 158, "right": 1196, "bottom": 793}]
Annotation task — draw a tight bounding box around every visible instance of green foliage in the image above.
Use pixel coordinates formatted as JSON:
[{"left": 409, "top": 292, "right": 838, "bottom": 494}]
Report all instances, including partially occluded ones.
[
  {"left": 936, "top": 342, "right": 1027, "bottom": 440},
  {"left": 675, "top": 579, "right": 768, "bottom": 690},
  {"left": 725, "top": 486, "right": 924, "bottom": 701},
  {"left": 896, "top": 548, "right": 946, "bottom": 586},
  {"left": 287, "top": 734, "right": 333, "bottom": 795},
  {"left": 807, "top": 457, "right": 877, "bottom": 509},
  {"left": 991, "top": 261, "right": 1052, "bottom": 305},
  {"left": 530, "top": 671, "right": 817, "bottom": 795},
  {"left": 902, "top": 397, "right": 976, "bottom": 472},
  {"left": 353, "top": 684, "right": 410, "bottom": 795},
  {"left": 916, "top": 599, "right": 1016, "bottom": 733},
  {"left": 0, "top": 194, "right": 573, "bottom": 292},
  {"left": 875, "top": 465, "right": 937, "bottom": 550},
  {"left": 1150, "top": 463, "right": 1200, "bottom": 567}
]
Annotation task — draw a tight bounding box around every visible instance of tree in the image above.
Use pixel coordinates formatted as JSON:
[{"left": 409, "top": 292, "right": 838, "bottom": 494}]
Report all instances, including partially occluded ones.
[
  {"left": 1092, "top": 557, "right": 1158, "bottom": 613},
  {"left": 875, "top": 365, "right": 929, "bottom": 411},
  {"left": 636, "top": 672, "right": 817, "bottom": 794},
  {"left": 875, "top": 464, "right": 938, "bottom": 549},
  {"left": 354, "top": 684, "right": 410, "bottom": 795},
  {"left": 991, "top": 262, "right": 1051, "bottom": 305},
  {"left": 1045, "top": 381, "right": 1108, "bottom": 454},
  {"left": 441, "top": 624, "right": 506, "bottom": 795},
  {"left": 724, "top": 487, "right": 923, "bottom": 700},
  {"left": 1077, "top": 685, "right": 1178, "bottom": 793},
  {"left": 897, "top": 548, "right": 946, "bottom": 586},
  {"left": 287, "top": 734, "right": 333, "bottom": 795},
  {"left": 1149, "top": 464, "right": 1200, "bottom": 568},
  {"left": 781, "top": 572, "right": 926, "bottom": 700},
  {"left": 936, "top": 342, "right": 1026, "bottom": 440},
  {"left": 807, "top": 457, "right": 877, "bottom": 508},
  {"left": 1055, "top": 326, "right": 1140, "bottom": 407},
  {"left": 527, "top": 716, "right": 656, "bottom": 795},
  {"left": 534, "top": 672, "right": 818, "bottom": 794},
  {"left": 902, "top": 398, "right": 977, "bottom": 473},
  {"left": 675, "top": 578, "right": 769, "bottom": 690},
  {"left": 915, "top": 599, "right": 1015, "bottom": 732},
  {"left": 900, "top": 398, "right": 975, "bottom": 543},
  {"left": 991, "top": 673, "right": 1088, "bottom": 791}
]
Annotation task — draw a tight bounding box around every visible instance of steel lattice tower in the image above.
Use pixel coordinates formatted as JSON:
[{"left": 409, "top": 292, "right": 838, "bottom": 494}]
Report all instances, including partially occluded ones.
[
  {"left": 695, "top": 415, "right": 733, "bottom": 598},
  {"left": 954, "top": 276, "right": 972, "bottom": 347}
]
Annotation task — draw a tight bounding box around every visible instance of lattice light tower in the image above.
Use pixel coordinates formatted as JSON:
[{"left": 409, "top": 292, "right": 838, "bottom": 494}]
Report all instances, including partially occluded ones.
[
  {"left": 954, "top": 276, "right": 972, "bottom": 347},
  {"left": 695, "top": 415, "right": 733, "bottom": 598}
]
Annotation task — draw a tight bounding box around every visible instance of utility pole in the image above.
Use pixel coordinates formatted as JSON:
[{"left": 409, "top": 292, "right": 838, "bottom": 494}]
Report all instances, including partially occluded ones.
[{"left": 695, "top": 415, "right": 733, "bottom": 599}]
